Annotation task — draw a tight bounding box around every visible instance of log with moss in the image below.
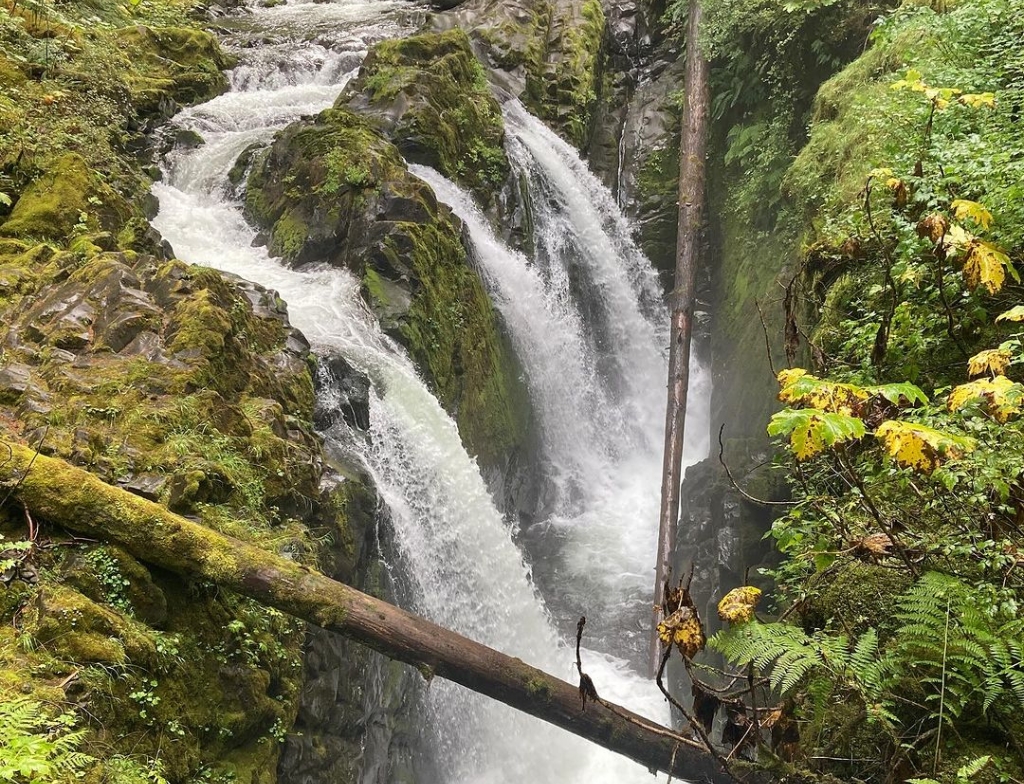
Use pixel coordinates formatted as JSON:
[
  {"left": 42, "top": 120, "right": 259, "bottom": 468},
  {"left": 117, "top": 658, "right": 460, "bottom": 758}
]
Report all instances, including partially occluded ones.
[{"left": 0, "top": 442, "right": 752, "bottom": 783}]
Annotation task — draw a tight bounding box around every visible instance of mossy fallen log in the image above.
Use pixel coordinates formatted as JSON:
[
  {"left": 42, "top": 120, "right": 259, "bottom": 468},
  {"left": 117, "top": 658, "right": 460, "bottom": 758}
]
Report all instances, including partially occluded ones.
[{"left": 1, "top": 442, "right": 746, "bottom": 782}]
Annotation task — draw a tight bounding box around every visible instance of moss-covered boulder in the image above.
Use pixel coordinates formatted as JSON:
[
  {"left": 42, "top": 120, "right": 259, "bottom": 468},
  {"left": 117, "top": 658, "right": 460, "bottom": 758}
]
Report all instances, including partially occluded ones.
[
  {"left": 0, "top": 154, "right": 132, "bottom": 241},
  {"left": 345, "top": 29, "right": 510, "bottom": 205},
  {"left": 245, "top": 106, "right": 529, "bottom": 469},
  {"left": 0, "top": 240, "right": 337, "bottom": 780},
  {"left": 438, "top": 0, "right": 606, "bottom": 149},
  {"left": 114, "top": 25, "right": 231, "bottom": 122},
  {"left": 245, "top": 108, "right": 414, "bottom": 266}
]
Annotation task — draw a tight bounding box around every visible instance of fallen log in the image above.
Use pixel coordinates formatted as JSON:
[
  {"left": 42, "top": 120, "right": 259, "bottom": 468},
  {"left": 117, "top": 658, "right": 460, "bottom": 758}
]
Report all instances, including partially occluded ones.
[{"left": 0, "top": 443, "right": 747, "bottom": 783}]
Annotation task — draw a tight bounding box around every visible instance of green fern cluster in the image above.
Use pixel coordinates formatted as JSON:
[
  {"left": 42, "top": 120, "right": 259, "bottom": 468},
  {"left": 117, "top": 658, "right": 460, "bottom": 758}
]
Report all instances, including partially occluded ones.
[
  {"left": 709, "top": 571, "right": 1024, "bottom": 736},
  {"left": 709, "top": 618, "right": 894, "bottom": 717},
  {"left": 0, "top": 697, "right": 95, "bottom": 782},
  {"left": 892, "top": 572, "right": 1024, "bottom": 724}
]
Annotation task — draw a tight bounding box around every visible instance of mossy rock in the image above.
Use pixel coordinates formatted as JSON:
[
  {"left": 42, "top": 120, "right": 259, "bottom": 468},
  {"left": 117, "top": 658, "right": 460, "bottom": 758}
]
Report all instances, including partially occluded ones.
[
  {"left": 345, "top": 28, "right": 510, "bottom": 204},
  {"left": 245, "top": 107, "right": 412, "bottom": 266},
  {"left": 115, "top": 26, "right": 231, "bottom": 121},
  {"left": 454, "top": 0, "right": 606, "bottom": 148},
  {"left": 801, "top": 561, "right": 913, "bottom": 637},
  {"left": 247, "top": 106, "right": 529, "bottom": 468},
  {"left": 0, "top": 154, "right": 132, "bottom": 242}
]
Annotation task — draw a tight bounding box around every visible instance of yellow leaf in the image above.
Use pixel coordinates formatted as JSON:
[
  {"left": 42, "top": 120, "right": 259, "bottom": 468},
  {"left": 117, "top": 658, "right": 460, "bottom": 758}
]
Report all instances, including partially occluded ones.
[
  {"left": 891, "top": 69, "right": 924, "bottom": 91},
  {"left": 778, "top": 373, "right": 868, "bottom": 415},
  {"left": 658, "top": 606, "right": 705, "bottom": 659},
  {"left": 951, "top": 199, "right": 993, "bottom": 230},
  {"left": 962, "top": 241, "right": 1009, "bottom": 294},
  {"left": 717, "top": 587, "right": 762, "bottom": 624},
  {"left": 776, "top": 367, "right": 808, "bottom": 388},
  {"left": 875, "top": 420, "right": 972, "bottom": 474},
  {"left": 768, "top": 409, "right": 866, "bottom": 460},
  {"left": 944, "top": 224, "right": 974, "bottom": 254},
  {"left": 868, "top": 167, "right": 894, "bottom": 180},
  {"left": 958, "top": 92, "right": 996, "bottom": 109},
  {"left": 948, "top": 376, "right": 1024, "bottom": 423},
  {"left": 967, "top": 348, "right": 1011, "bottom": 377},
  {"left": 885, "top": 177, "right": 903, "bottom": 190},
  {"left": 996, "top": 305, "right": 1024, "bottom": 323}
]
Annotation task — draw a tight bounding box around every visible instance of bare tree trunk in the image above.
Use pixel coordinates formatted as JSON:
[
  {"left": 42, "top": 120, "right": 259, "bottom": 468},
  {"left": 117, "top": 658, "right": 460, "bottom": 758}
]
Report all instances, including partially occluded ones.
[
  {"left": 0, "top": 443, "right": 753, "bottom": 783},
  {"left": 651, "top": 0, "right": 711, "bottom": 676}
]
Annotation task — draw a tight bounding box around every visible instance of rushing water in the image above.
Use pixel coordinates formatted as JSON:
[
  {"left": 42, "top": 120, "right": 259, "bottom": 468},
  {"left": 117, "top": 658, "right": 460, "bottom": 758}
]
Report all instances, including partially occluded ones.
[{"left": 152, "top": 0, "right": 708, "bottom": 780}]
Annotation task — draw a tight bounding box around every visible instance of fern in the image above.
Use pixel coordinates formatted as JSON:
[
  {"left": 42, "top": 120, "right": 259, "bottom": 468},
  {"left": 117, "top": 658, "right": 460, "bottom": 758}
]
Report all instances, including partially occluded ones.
[
  {"left": 0, "top": 697, "right": 95, "bottom": 782},
  {"left": 709, "top": 619, "right": 895, "bottom": 712},
  {"left": 891, "top": 572, "right": 1024, "bottom": 726}
]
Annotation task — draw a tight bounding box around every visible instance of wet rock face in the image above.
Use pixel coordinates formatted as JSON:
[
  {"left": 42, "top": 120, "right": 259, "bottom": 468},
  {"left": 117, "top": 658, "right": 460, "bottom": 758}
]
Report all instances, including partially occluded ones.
[
  {"left": 344, "top": 29, "right": 511, "bottom": 208},
  {"left": 245, "top": 105, "right": 530, "bottom": 475},
  {"left": 0, "top": 238, "right": 332, "bottom": 778},
  {"left": 434, "top": 0, "right": 607, "bottom": 150},
  {"left": 315, "top": 355, "right": 371, "bottom": 433}
]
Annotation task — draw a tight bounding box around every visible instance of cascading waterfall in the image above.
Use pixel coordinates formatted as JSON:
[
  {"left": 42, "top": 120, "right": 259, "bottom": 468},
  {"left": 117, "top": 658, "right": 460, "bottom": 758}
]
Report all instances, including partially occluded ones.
[
  {"left": 151, "top": 0, "right": 709, "bottom": 780},
  {"left": 411, "top": 105, "right": 709, "bottom": 664}
]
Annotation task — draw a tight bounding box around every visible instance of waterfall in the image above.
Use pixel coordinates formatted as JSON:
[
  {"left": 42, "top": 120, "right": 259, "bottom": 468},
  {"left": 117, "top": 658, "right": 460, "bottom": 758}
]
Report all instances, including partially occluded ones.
[
  {"left": 151, "top": 0, "right": 709, "bottom": 780},
  {"left": 411, "top": 105, "right": 709, "bottom": 666}
]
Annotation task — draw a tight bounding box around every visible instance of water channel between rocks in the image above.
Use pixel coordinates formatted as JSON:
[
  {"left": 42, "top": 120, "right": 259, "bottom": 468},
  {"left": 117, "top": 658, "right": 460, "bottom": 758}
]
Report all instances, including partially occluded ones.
[{"left": 151, "top": 0, "right": 710, "bottom": 780}]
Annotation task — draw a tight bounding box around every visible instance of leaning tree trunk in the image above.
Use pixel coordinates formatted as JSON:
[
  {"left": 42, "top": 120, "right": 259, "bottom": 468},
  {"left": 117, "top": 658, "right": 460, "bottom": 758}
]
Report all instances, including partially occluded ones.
[
  {"left": 651, "top": 0, "right": 711, "bottom": 676},
  {"left": 0, "top": 443, "right": 757, "bottom": 784}
]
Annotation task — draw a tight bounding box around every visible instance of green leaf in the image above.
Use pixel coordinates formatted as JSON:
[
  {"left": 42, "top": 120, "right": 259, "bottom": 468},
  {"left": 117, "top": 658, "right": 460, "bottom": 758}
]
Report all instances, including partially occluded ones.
[
  {"left": 865, "top": 382, "right": 928, "bottom": 406},
  {"left": 768, "top": 409, "right": 866, "bottom": 460}
]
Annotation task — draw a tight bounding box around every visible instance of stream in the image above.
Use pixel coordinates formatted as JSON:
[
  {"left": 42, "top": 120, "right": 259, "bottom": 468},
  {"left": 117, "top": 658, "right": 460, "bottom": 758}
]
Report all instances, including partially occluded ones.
[{"left": 151, "top": 0, "right": 709, "bottom": 780}]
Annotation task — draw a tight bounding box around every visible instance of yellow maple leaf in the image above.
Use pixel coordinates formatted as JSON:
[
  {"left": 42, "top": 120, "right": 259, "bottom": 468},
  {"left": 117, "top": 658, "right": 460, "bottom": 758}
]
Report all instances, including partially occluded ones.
[
  {"left": 776, "top": 367, "right": 809, "bottom": 388},
  {"left": 962, "top": 241, "right": 1009, "bottom": 294},
  {"left": 958, "top": 92, "right": 996, "bottom": 109},
  {"left": 657, "top": 606, "right": 705, "bottom": 659},
  {"left": 875, "top": 420, "right": 972, "bottom": 473},
  {"left": 996, "top": 305, "right": 1024, "bottom": 323},
  {"left": 777, "top": 373, "right": 868, "bottom": 415},
  {"left": 717, "top": 587, "right": 762, "bottom": 624},
  {"left": 951, "top": 199, "right": 993, "bottom": 230},
  {"left": 967, "top": 348, "right": 1011, "bottom": 378},
  {"left": 948, "top": 376, "right": 1024, "bottom": 423},
  {"left": 945, "top": 224, "right": 974, "bottom": 252}
]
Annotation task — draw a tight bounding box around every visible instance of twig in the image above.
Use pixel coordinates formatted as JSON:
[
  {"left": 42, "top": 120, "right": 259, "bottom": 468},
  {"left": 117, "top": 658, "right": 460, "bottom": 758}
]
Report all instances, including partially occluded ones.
[
  {"left": 57, "top": 670, "right": 80, "bottom": 690},
  {"left": 755, "top": 298, "right": 777, "bottom": 377},
  {"left": 863, "top": 176, "right": 899, "bottom": 373},
  {"left": 576, "top": 617, "right": 598, "bottom": 710},
  {"left": 838, "top": 451, "right": 919, "bottom": 578},
  {"left": 23, "top": 503, "right": 36, "bottom": 543},
  {"left": 655, "top": 647, "right": 740, "bottom": 781},
  {"left": 666, "top": 741, "right": 681, "bottom": 784},
  {"left": 718, "top": 425, "right": 794, "bottom": 507}
]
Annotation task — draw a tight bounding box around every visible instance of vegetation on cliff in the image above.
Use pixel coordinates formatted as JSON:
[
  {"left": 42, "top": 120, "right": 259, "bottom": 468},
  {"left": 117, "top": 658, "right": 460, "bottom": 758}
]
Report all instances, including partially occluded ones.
[
  {"left": 0, "top": 0, "right": 373, "bottom": 780},
  {"left": 345, "top": 29, "right": 510, "bottom": 205},
  {"left": 675, "top": 2, "right": 1024, "bottom": 781}
]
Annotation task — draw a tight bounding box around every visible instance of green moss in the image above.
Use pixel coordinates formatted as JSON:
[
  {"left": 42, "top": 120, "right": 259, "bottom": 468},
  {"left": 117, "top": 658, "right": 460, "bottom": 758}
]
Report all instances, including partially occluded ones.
[
  {"left": 348, "top": 29, "right": 510, "bottom": 202},
  {"left": 245, "top": 107, "right": 407, "bottom": 265},
  {"left": 115, "top": 26, "right": 230, "bottom": 115},
  {"left": 525, "top": 676, "right": 553, "bottom": 699},
  {"left": 0, "top": 154, "right": 130, "bottom": 241},
  {"left": 382, "top": 219, "right": 529, "bottom": 467},
  {"left": 801, "top": 561, "right": 914, "bottom": 636},
  {"left": 520, "top": 0, "right": 606, "bottom": 148}
]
